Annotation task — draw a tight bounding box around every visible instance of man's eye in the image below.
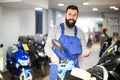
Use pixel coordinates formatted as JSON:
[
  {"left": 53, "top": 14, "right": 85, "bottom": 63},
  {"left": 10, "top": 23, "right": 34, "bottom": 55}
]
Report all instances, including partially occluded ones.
[
  {"left": 68, "top": 13, "right": 77, "bottom": 17},
  {"left": 73, "top": 14, "right": 77, "bottom": 16},
  {"left": 68, "top": 13, "right": 71, "bottom": 16}
]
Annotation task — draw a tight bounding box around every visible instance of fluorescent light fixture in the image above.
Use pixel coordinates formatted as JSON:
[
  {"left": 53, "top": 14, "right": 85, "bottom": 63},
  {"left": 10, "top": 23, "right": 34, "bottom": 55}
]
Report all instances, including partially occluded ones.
[
  {"left": 58, "top": 3, "right": 64, "bottom": 6},
  {"left": 0, "top": 0, "right": 21, "bottom": 3},
  {"left": 83, "top": 2, "right": 89, "bottom": 5},
  {"left": 92, "top": 8, "right": 98, "bottom": 11},
  {"left": 34, "top": 7, "right": 42, "bottom": 11},
  {"left": 110, "top": 6, "right": 116, "bottom": 9},
  {"left": 114, "top": 7, "right": 119, "bottom": 10},
  {"left": 110, "top": 6, "right": 119, "bottom": 10}
]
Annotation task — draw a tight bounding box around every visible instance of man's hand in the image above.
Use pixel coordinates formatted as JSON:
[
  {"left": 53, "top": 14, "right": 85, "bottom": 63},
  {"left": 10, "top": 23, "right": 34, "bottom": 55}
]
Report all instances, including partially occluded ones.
[
  {"left": 51, "top": 53, "right": 59, "bottom": 64},
  {"left": 81, "top": 49, "right": 92, "bottom": 57}
]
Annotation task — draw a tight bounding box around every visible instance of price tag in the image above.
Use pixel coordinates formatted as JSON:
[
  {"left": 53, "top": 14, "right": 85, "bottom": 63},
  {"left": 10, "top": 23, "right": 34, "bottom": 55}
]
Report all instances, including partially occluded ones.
[{"left": 22, "top": 44, "right": 29, "bottom": 51}]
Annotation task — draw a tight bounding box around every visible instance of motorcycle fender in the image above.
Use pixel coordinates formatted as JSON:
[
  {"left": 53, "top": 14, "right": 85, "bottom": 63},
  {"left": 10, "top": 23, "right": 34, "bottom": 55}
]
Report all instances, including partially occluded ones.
[
  {"left": 71, "top": 67, "right": 91, "bottom": 80},
  {"left": 23, "top": 67, "right": 33, "bottom": 73}
]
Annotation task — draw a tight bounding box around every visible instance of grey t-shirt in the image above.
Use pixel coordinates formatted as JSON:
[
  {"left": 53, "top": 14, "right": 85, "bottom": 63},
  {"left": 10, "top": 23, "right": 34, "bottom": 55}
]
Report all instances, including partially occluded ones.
[{"left": 44, "top": 23, "right": 88, "bottom": 57}]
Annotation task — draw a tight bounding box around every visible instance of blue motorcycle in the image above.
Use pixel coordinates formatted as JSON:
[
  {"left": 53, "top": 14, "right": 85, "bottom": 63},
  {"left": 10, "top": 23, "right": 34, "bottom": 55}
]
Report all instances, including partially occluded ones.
[{"left": 6, "top": 43, "right": 33, "bottom": 80}]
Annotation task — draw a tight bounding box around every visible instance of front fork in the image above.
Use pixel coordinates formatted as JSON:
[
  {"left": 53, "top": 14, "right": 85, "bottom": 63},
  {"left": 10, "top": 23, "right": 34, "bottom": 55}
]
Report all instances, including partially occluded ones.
[{"left": 20, "top": 67, "right": 33, "bottom": 80}]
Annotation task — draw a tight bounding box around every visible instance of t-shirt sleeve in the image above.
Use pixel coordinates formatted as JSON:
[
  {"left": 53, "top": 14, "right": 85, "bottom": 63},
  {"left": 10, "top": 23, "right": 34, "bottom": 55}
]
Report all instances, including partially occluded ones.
[{"left": 44, "top": 27, "right": 58, "bottom": 57}]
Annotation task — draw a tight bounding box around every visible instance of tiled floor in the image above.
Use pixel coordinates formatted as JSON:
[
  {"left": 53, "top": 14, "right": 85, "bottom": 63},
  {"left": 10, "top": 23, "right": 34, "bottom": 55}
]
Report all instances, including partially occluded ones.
[{"left": 1, "top": 43, "right": 100, "bottom": 80}]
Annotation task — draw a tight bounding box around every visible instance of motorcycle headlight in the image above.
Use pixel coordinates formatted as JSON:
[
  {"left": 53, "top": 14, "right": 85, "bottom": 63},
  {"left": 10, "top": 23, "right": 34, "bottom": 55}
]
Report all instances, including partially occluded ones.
[
  {"left": 42, "top": 41, "right": 45, "bottom": 45},
  {"left": 18, "top": 58, "right": 30, "bottom": 66}
]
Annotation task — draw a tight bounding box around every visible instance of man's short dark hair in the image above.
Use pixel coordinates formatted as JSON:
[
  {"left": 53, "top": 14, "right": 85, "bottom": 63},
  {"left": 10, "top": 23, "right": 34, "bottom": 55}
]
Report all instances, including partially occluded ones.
[{"left": 66, "top": 5, "right": 79, "bottom": 13}]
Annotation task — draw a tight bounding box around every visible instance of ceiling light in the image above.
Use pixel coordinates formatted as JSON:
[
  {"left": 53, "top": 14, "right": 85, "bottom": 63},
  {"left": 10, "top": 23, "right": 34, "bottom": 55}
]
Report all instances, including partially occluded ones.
[
  {"left": 83, "top": 2, "right": 89, "bottom": 5},
  {"left": 114, "top": 7, "right": 119, "bottom": 10},
  {"left": 34, "top": 8, "right": 42, "bottom": 11},
  {"left": 0, "top": 0, "right": 21, "bottom": 3},
  {"left": 110, "top": 6, "right": 116, "bottom": 9},
  {"left": 92, "top": 8, "right": 98, "bottom": 11},
  {"left": 110, "top": 6, "right": 119, "bottom": 10},
  {"left": 58, "top": 3, "right": 64, "bottom": 6}
]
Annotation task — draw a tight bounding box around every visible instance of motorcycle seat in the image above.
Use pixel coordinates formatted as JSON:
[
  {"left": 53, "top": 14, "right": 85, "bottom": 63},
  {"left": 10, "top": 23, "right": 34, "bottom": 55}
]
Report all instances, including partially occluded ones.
[{"left": 88, "top": 65, "right": 108, "bottom": 80}]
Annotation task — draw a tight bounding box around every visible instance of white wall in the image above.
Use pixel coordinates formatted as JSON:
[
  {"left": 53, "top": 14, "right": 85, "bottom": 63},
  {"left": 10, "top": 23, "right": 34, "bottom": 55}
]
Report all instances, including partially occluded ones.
[
  {"left": 55, "top": 10, "right": 64, "bottom": 25},
  {"left": 0, "top": 6, "right": 3, "bottom": 40},
  {"left": 46, "top": 9, "right": 55, "bottom": 32},
  {"left": 0, "top": 6, "right": 4, "bottom": 72},
  {"left": 2, "top": 7, "right": 20, "bottom": 44},
  {"left": 0, "top": 7, "right": 20, "bottom": 71},
  {"left": 19, "top": 9, "right": 35, "bottom": 35},
  {"left": 42, "top": 9, "right": 48, "bottom": 34},
  {"left": 0, "top": 6, "right": 2, "bottom": 23}
]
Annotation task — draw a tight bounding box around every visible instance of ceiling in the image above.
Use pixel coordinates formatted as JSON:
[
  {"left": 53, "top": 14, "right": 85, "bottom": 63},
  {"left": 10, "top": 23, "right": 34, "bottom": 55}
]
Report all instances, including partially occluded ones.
[
  {"left": 0, "top": 0, "right": 49, "bottom": 9},
  {"left": 0, "top": 0, "right": 120, "bottom": 13},
  {"left": 49, "top": 0, "right": 120, "bottom": 13}
]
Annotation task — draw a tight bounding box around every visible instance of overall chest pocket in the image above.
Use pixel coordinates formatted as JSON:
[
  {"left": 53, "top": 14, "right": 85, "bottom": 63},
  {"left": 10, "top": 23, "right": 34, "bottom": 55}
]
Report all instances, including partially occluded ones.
[{"left": 63, "top": 38, "right": 82, "bottom": 56}]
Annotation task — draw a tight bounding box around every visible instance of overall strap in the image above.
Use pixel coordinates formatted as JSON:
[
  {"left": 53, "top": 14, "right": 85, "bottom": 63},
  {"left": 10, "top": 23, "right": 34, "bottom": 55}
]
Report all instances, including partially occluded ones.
[
  {"left": 60, "top": 23, "right": 78, "bottom": 36},
  {"left": 60, "top": 23, "right": 65, "bottom": 35},
  {"left": 74, "top": 26, "right": 78, "bottom": 37}
]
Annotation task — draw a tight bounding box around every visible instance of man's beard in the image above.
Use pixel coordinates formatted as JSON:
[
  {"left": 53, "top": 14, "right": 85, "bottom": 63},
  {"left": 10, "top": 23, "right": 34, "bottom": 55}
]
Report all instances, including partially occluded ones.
[{"left": 65, "top": 18, "right": 76, "bottom": 28}]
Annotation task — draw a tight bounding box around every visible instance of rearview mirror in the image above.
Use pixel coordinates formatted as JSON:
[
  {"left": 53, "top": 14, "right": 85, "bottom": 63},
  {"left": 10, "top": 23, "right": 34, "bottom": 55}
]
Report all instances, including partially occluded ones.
[{"left": 52, "top": 39, "right": 64, "bottom": 51}]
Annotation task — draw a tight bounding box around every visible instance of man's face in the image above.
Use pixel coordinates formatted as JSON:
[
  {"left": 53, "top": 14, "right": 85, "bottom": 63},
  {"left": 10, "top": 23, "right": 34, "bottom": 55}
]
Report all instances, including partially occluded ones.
[{"left": 65, "top": 9, "right": 78, "bottom": 28}]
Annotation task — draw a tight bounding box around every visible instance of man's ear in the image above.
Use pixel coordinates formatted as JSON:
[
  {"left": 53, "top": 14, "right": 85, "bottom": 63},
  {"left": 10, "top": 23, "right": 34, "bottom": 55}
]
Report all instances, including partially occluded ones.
[{"left": 64, "top": 13, "right": 67, "bottom": 18}]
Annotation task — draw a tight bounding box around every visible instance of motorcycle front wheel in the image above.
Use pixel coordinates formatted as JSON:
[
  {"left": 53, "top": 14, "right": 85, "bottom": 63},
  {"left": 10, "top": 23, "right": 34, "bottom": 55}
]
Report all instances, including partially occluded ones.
[
  {"left": 40, "top": 63, "right": 48, "bottom": 77},
  {"left": 19, "top": 71, "right": 34, "bottom": 80}
]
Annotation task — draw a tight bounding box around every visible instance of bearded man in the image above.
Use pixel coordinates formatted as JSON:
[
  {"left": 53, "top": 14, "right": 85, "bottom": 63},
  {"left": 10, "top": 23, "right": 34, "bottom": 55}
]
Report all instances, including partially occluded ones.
[{"left": 45, "top": 5, "right": 91, "bottom": 80}]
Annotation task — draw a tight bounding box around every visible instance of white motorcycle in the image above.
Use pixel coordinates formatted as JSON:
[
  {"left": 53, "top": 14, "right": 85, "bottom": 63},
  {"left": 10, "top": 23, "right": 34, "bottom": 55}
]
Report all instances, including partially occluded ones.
[{"left": 0, "top": 44, "right": 4, "bottom": 80}]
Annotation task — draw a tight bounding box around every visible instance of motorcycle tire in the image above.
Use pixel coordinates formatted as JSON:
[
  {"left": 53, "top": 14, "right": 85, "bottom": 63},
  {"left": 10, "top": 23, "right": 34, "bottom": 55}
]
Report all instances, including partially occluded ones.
[
  {"left": 40, "top": 63, "right": 48, "bottom": 77},
  {"left": 0, "top": 74, "right": 3, "bottom": 80},
  {"left": 19, "top": 71, "right": 34, "bottom": 80}
]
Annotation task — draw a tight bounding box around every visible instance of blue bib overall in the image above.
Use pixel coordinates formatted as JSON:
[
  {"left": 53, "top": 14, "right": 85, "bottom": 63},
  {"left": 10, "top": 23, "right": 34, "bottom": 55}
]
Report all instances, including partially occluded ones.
[{"left": 50, "top": 23, "right": 82, "bottom": 80}]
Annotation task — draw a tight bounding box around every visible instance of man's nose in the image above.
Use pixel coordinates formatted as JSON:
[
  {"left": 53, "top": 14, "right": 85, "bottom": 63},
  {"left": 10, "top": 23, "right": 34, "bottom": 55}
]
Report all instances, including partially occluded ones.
[{"left": 70, "top": 15, "right": 74, "bottom": 19}]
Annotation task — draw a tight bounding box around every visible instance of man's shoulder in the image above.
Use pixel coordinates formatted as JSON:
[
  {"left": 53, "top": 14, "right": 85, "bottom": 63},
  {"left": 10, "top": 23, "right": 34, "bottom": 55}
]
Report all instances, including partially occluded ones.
[
  {"left": 49, "top": 24, "right": 61, "bottom": 32},
  {"left": 76, "top": 27, "right": 85, "bottom": 38},
  {"left": 53, "top": 24, "right": 61, "bottom": 29},
  {"left": 76, "top": 27, "right": 84, "bottom": 33}
]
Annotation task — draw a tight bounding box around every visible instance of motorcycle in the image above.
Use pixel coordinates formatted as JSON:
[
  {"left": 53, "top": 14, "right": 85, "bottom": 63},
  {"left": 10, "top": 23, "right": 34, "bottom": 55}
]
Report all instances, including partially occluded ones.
[
  {"left": 0, "top": 44, "right": 3, "bottom": 80},
  {"left": 6, "top": 43, "right": 33, "bottom": 80},
  {"left": 88, "top": 37, "right": 120, "bottom": 80},
  {"left": 18, "top": 34, "right": 50, "bottom": 76},
  {"left": 52, "top": 37, "right": 120, "bottom": 80},
  {"left": 99, "top": 35, "right": 112, "bottom": 57}
]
